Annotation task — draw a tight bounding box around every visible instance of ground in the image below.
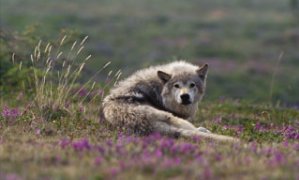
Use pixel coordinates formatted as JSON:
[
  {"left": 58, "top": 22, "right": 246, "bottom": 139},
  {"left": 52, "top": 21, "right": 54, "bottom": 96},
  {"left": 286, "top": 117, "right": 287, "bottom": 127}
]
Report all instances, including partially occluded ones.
[{"left": 1, "top": 100, "right": 298, "bottom": 179}]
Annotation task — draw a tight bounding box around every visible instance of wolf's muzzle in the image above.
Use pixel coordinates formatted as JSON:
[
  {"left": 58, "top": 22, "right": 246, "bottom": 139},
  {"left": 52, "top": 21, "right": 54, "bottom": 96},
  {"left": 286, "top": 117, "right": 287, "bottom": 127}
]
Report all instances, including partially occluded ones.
[{"left": 180, "top": 94, "right": 191, "bottom": 105}]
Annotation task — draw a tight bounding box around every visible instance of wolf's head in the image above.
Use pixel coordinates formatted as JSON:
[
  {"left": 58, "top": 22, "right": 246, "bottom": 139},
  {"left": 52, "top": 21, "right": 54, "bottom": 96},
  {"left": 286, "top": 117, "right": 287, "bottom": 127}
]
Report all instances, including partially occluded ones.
[{"left": 157, "top": 64, "right": 208, "bottom": 118}]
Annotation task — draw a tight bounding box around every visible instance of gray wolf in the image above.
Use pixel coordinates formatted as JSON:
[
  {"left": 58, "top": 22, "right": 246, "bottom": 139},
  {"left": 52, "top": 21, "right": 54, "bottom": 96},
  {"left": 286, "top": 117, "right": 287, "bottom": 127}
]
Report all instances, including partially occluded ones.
[{"left": 102, "top": 61, "right": 238, "bottom": 142}]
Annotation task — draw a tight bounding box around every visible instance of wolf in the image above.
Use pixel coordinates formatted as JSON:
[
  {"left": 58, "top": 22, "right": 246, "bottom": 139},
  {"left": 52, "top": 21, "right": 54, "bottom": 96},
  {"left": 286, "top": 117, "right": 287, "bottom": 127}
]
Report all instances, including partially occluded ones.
[{"left": 102, "top": 61, "right": 238, "bottom": 142}]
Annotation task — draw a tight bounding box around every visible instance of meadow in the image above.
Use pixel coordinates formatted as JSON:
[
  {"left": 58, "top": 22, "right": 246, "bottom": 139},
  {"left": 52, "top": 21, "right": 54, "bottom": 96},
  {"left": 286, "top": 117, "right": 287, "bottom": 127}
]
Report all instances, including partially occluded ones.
[
  {"left": 0, "top": 0, "right": 299, "bottom": 179},
  {"left": 1, "top": 0, "right": 299, "bottom": 103},
  {"left": 1, "top": 94, "right": 299, "bottom": 179}
]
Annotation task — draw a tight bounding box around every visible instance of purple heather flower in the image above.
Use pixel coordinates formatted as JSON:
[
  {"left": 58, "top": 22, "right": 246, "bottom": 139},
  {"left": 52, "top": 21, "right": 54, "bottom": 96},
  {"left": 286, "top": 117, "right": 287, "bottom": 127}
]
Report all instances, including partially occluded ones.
[
  {"left": 106, "top": 140, "right": 113, "bottom": 147},
  {"left": 263, "top": 147, "right": 273, "bottom": 156},
  {"left": 202, "top": 167, "right": 212, "bottom": 179},
  {"left": 282, "top": 125, "right": 299, "bottom": 140},
  {"left": 123, "top": 135, "right": 137, "bottom": 144},
  {"left": 59, "top": 138, "right": 71, "bottom": 149},
  {"left": 55, "top": 155, "right": 62, "bottom": 163},
  {"left": 214, "top": 116, "right": 222, "bottom": 124},
  {"left": 195, "top": 155, "right": 208, "bottom": 166},
  {"left": 274, "top": 151, "right": 285, "bottom": 164},
  {"left": 255, "top": 122, "right": 262, "bottom": 131},
  {"left": 176, "top": 143, "right": 197, "bottom": 154},
  {"left": 154, "top": 149, "right": 163, "bottom": 158},
  {"left": 237, "top": 125, "right": 244, "bottom": 134},
  {"left": 243, "top": 156, "right": 251, "bottom": 165},
  {"left": 140, "top": 133, "right": 161, "bottom": 146},
  {"left": 268, "top": 151, "right": 285, "bottom": 167},
  {"left": 150, "top": 132, "right": 162, "bottom": 139},
  {"left": 160, "top": 138, "right": 175, "bottom": 150},
  {"left": 94, "top": 156, "right": 102, "bottom": 166},
  {"left": 106, "top": 167, "right": 120, "bottom": 176},
  {"left": 96, "top": 145, "right": 106, "bottom": 155},
  {"left": 72, "top": 138, "right": 91, "bottom": 151},
  {"left": 214, "top": 153, "right": 222, "bottom": 161},
  {"left": 293, "top": 143, "right": 299, "bottom": 151},
  {"left": 1, "top": 106, "right": 21, "bottom": 119},
  {"left": 174, "top": 157, "right": 181, "bottom": 165},
  {"left": 78, "top": 88, "right": 88, "bottom": 97},
  {"left": 140, "top": 151, "right": 153, "bottom": 164},
  {"left": 115, "top": 144, "right": 126, "bottom": 156},
  {"left": 162, "top": 157, "right": 181, "bottom": 168},
  {"left": 117, "top": 160, "right": 127, "bottom": 170},
  {"left": 35, "top": 128, "right": 41, "bottom": 135},
  {"left": 232, "top": 142, "right": 241, "bottom": 151},
  {"left": 192, "top": 136, "right": 201, "bottom": 143},
  {"left": 255, "top": 122, "right": 271, "bottom": 132},
  {"left": 282, "top": 140, "right": 289, "bottom": 147},
  {"left": 4, "top": 173, "right": 22, "bottom": 180},
  {"left": 250, "top": 142, "right": 258, "bottom": 153}
]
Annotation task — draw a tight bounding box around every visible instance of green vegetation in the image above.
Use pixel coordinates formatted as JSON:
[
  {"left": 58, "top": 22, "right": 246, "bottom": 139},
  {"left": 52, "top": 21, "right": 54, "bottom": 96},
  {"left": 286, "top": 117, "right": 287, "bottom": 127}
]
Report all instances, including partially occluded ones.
[
  {"left": 1, "top": 0, "right": 299, "bottom": 103},
  {"left": 1, "top": 97, "right": 298, "bottom": 179},
  {"left": 0, "top": 34, "right": 298, "bottom": 180},
  {"left": 0, "top": 0, "right": 298, "bottom": 179}
]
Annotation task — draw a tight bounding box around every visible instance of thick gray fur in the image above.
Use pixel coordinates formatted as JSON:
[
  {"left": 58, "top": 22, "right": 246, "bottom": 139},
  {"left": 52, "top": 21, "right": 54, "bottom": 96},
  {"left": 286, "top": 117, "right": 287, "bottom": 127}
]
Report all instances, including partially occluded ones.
[{"left": 102, "top": 61, "right": 238, "bottom": 142}]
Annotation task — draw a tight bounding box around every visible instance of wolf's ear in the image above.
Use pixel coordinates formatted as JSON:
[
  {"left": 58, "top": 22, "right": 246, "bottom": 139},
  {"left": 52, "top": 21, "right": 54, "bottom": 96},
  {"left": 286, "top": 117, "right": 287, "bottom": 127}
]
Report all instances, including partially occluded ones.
[
  {"left": 157, "top": 71, "right": 171, "bottom": 83},
  {"left": 196, "top": 64, "right": 208, "bottom": 80}
]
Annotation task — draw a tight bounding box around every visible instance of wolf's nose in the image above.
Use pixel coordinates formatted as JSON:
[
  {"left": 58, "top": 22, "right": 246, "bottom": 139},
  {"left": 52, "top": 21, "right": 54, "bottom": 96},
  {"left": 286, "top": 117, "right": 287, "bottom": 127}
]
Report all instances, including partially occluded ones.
[{"left": 180, "top": 94, "right": 190, "bottom": 102}]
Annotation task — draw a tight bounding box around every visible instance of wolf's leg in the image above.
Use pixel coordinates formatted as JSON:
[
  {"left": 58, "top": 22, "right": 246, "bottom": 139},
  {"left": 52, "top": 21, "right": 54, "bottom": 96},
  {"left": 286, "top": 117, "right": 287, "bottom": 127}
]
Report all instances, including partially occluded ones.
[
  {"left": 103, "top": 101, "right": 198, "bottom": 131},
  {"left": 153, "top": 121, "right": 239, "bottom": 142},
  {"left": 103, "top": 101, "right": 238, "bottom": 142},
  {"left": 197, "top": 127, "right": 211, "bottom": 133},
  {"left": 152, "top": 121, "right": 196, "bottom": 137},
  {"left": 136, "top": 106, "right": 213, "bottom": 135},
  {"left": 135, "top": 105, "right": 204, "bottom": 131}
]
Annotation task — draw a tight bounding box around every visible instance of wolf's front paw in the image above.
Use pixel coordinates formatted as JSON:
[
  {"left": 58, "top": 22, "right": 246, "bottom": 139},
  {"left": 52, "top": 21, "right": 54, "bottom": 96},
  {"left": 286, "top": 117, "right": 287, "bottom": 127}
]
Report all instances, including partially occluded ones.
[{"left": 197, "top": 127, "right": 211, "bottom": 133}]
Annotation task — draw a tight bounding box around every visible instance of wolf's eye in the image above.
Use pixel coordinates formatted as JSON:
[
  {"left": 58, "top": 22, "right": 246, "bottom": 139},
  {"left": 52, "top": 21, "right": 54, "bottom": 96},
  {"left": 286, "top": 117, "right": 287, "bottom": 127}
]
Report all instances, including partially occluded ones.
[
  {"left": 174, "top": 84, "right": 180, "bottom": 88},
  {"left": 190, "top": 83, "right": 195, "bottom": 88}
]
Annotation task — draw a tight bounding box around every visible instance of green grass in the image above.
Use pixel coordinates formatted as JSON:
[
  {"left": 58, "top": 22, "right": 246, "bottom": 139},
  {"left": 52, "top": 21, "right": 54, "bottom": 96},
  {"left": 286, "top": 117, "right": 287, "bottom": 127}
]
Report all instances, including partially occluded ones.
[
  {"left": 0, "top": 99, "right": 298, "bottom": 179},
  {"left": 1, "top": 0, "right": 299, "bottom": 103}
]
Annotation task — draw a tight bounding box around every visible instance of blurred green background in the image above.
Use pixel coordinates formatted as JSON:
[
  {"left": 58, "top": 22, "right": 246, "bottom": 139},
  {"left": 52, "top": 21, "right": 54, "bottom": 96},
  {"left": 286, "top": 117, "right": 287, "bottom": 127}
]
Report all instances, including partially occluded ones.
[{"left": 1, "top": 0, "right": 299, "bottom": 104}]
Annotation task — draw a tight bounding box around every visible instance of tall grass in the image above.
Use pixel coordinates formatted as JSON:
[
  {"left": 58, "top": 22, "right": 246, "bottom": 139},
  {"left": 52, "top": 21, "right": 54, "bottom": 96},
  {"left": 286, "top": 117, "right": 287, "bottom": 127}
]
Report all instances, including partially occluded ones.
[
  {"left": 14, "top": 35, "right": 120, "bottom": 121},
  {"left": 269, "top": 52, "right": 284, "bottom": 105}
]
